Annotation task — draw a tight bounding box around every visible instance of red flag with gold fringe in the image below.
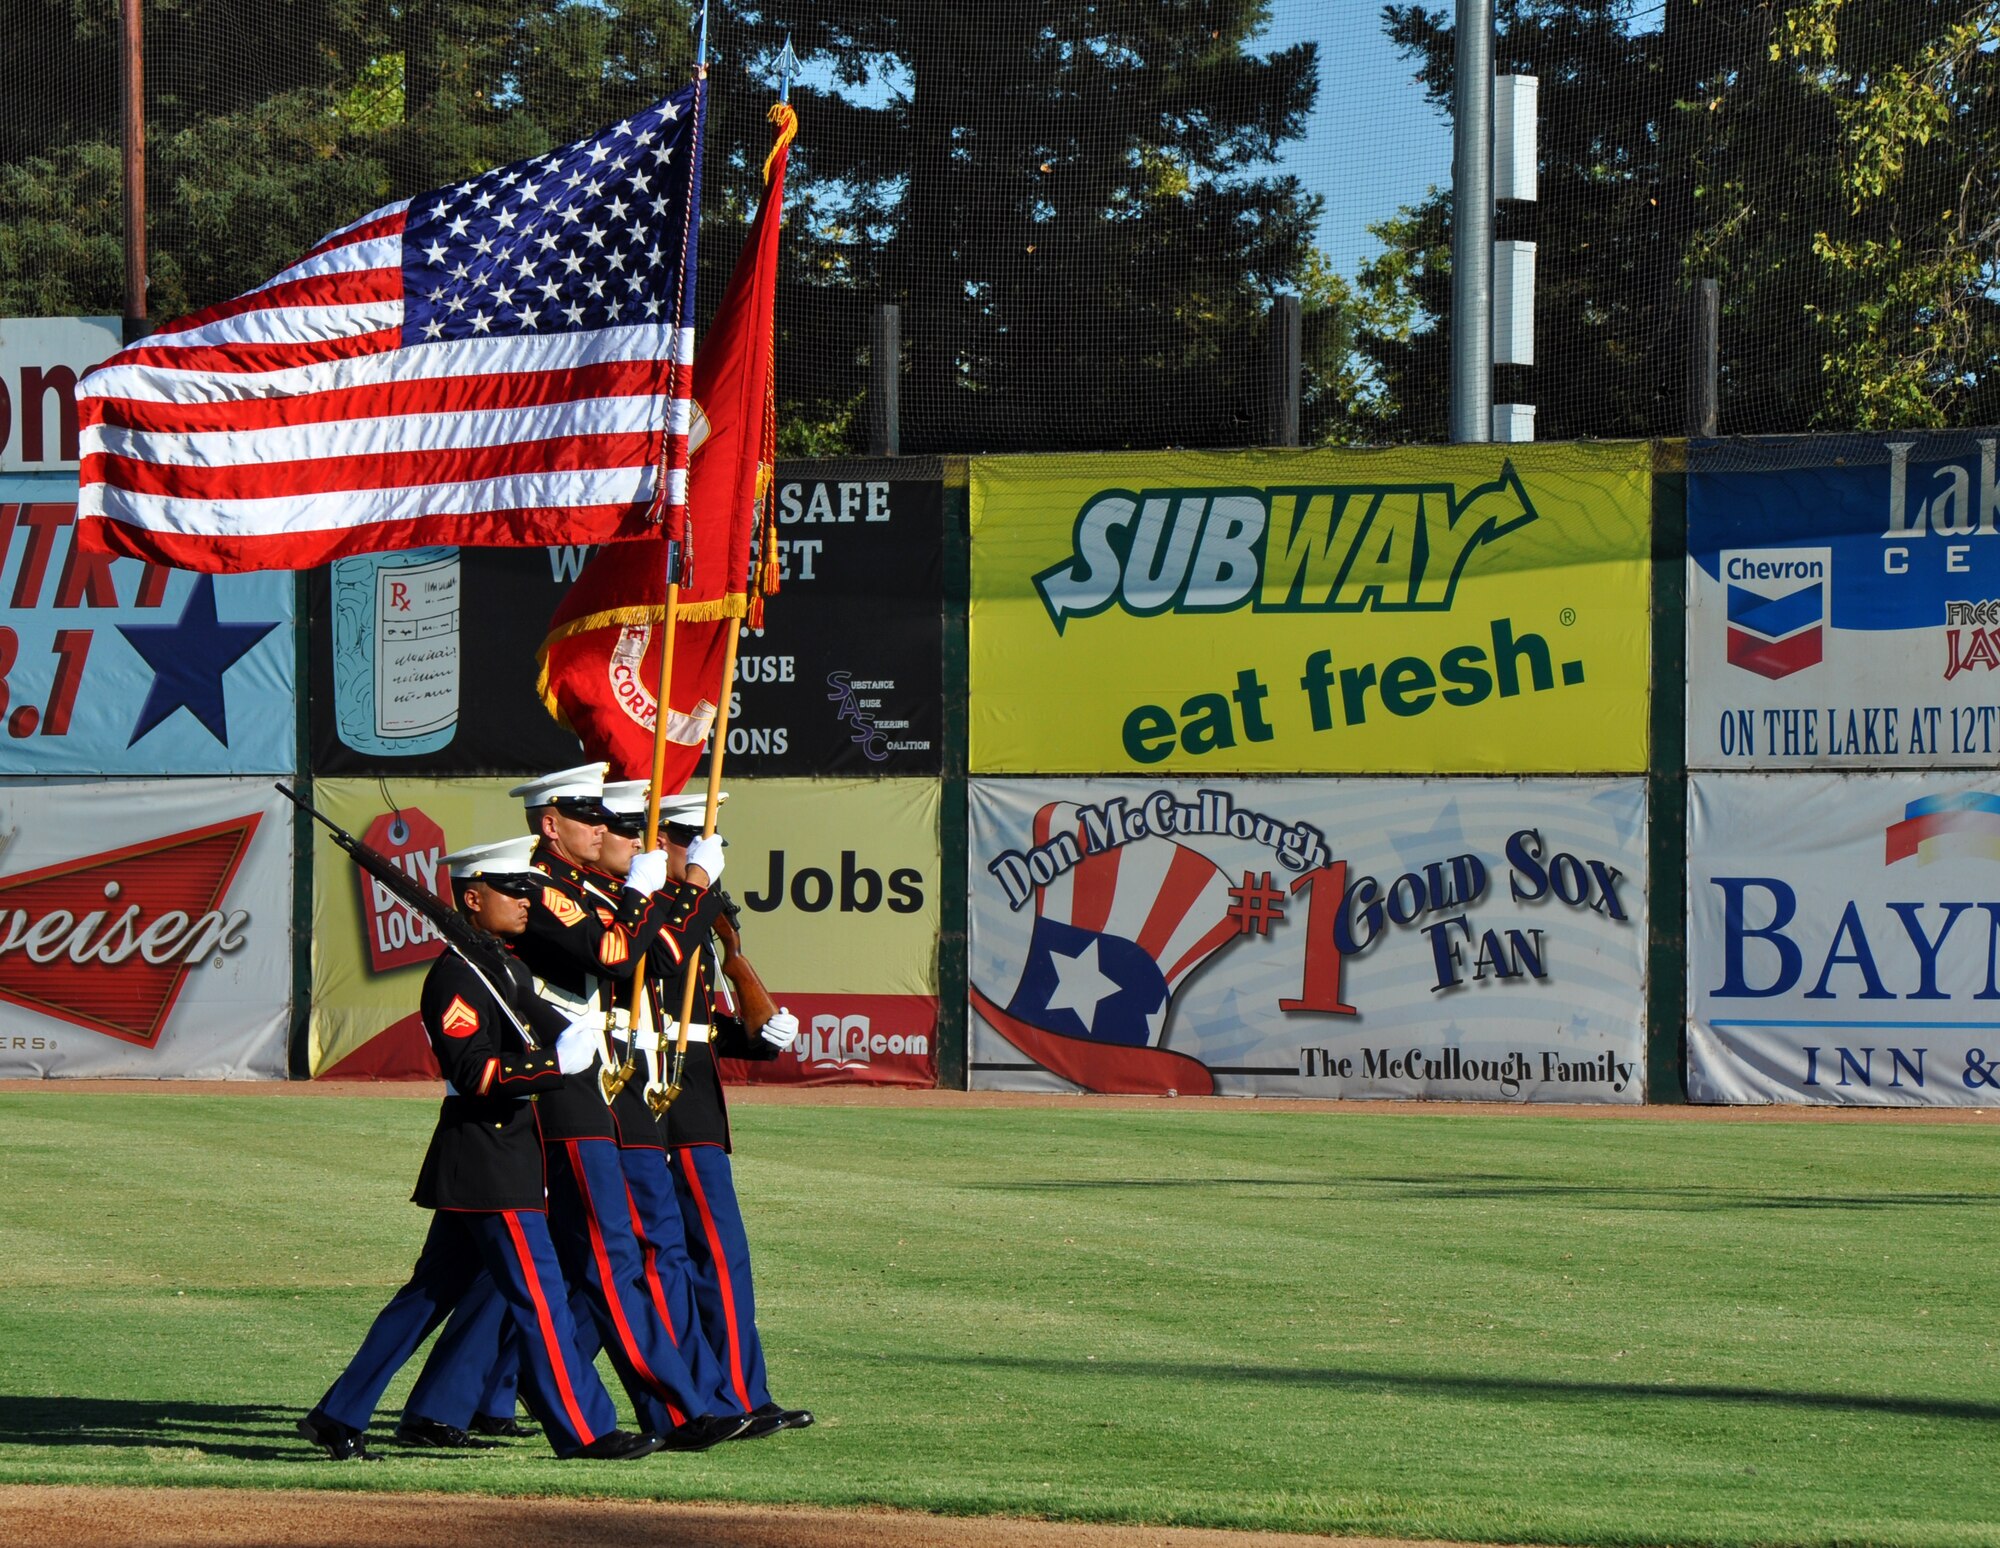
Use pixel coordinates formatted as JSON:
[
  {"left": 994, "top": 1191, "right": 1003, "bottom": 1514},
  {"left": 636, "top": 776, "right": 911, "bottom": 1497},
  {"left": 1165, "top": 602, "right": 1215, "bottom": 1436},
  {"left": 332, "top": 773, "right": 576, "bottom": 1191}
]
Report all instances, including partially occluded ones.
[{"left": 536, "top": 103, "right": 793, "bottom": 783}]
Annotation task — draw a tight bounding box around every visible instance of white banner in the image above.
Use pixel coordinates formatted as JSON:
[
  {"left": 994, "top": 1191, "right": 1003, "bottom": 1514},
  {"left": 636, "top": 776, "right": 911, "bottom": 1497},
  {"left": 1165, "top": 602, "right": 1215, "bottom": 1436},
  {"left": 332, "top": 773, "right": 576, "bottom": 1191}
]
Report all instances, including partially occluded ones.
[
  {"left": 970, "top": 777, "right": 1648, "bottom": 1102},
  {"left": 1690, "top": 772, "right": 2000, "bottom": 1105},
  {"left": 0, "top": 778, "right": 293, "bottom": 1077},
  {"left": 0, "top": 318, "right": 122, "bottom": 473}
]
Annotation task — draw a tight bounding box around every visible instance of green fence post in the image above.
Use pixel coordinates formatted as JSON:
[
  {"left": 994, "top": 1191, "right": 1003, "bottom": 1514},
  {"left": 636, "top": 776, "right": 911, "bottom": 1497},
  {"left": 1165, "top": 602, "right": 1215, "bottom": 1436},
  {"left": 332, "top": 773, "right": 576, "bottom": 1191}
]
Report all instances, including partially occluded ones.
[
  {"left": 288, "top": 572, "right": 314, "bottom": 1080},
  {"left": 937, "top": 458, "right": 970, "bottom": 1088},
  {"left": 1646, "top": 451, "right": 1688, "bottom": 1103}
]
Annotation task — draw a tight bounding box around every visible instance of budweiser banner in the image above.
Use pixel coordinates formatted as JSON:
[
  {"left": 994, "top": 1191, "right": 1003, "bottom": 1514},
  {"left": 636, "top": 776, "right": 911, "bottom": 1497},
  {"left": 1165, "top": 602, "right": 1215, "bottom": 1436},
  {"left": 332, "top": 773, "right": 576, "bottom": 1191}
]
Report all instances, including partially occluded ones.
[
  {"left": 0, "top": 777, "right": 293, "bottom": 1077},
  {"left": 308, "top": 547, "right": 588, "bottom": 776},
  {"left": 970, "top": 776, "right": 1648, "bottom": 1100},
  {"left": 1690, "top": 434, "right": 2000, "bottom": 768},
  {"left": 1690, "top": 771, "right": 2000, "bottom": 1105},
  {"left": 311, "top": 776, "right": 938, "bottom": 1086},
  {"left": 0, "top": 489, "right": 296, "bottom": 776}
]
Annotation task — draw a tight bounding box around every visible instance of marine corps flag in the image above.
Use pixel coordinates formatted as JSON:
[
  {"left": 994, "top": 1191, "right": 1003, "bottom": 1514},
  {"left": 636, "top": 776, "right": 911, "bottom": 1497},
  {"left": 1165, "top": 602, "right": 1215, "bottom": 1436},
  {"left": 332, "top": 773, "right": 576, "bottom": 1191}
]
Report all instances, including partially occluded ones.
[{"left": 537, "top": 102, "right": 794, "bottom": 785}]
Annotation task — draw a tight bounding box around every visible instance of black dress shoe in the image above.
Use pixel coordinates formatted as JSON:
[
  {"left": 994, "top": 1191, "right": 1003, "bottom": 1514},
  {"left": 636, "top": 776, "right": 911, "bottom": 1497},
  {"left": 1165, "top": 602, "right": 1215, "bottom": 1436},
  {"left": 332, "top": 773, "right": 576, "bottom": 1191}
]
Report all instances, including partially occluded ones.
[
  {"left": 394, "top": 1417, "right": 498, "bottom": 1450},
  {"left": 732, "top": 1409, "right": 789, "bottom": 1440},
  {"left": 469, "top": 1414, "right": 536, "bottom": 1438},
  {"left": 753, "top": 1400, "right": 815, "bottom": 1430},
  {"left": 658, "top": 1413, "right": 753, "bottom": 1451},
  {"left": 574, "top": 1429, "right": 666, "bottom": 1461},
  {"left": 297, "top": 1408, "right": 377, "bottom": 1461}
]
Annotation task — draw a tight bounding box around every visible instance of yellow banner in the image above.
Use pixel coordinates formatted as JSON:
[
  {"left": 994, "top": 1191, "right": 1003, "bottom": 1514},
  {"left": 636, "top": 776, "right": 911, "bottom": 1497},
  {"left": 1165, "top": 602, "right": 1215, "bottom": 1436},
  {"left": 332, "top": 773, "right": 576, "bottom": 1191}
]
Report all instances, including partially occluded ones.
[
  {"left": 309, "top": 776, "right": 940, "bottom": 1076},
  {"left": 970, "top": 445, "right": 1652, "bottom": 773}
]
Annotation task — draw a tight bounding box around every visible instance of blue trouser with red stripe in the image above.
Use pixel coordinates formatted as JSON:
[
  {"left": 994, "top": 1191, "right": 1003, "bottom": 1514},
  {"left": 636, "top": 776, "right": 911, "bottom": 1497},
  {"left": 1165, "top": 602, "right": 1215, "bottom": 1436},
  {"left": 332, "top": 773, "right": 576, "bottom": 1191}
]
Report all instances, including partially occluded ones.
[
  {"left": 315, "top": 1207, "right": 616, "bottom": 1457},
  {"left": 409, "top": 1137, "right": 717, "bottom": 1433},
  {"left": 618, "top": 1142, "right": 744, "bottom": 1415},
  {"left": 671, "top": 1143, "right": 773, "bottom": 1413}
]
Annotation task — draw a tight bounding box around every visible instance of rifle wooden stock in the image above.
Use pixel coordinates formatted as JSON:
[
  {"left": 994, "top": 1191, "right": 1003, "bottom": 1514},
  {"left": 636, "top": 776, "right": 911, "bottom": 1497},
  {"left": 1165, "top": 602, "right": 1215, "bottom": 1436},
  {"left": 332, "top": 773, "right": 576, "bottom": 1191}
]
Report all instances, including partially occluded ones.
[{"left": 714, "top": 911, "right": 778, "bottom": 1031}]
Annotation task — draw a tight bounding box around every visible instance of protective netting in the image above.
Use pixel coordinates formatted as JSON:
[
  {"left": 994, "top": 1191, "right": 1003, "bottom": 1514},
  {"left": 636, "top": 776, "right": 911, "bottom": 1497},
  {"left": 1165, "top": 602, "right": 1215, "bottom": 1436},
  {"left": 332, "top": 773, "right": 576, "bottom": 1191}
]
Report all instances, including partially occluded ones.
[{"left": 4, "top": 1, "right": 1997, "bottom": 454}]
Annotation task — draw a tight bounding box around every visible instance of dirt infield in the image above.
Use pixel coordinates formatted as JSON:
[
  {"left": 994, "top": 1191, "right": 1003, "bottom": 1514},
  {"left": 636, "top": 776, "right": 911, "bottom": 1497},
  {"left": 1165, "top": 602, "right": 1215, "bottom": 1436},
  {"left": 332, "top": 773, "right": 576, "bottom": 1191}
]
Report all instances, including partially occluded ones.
[
  {"left": 2, "top": 1077, "right": 1995, "bottom": 1123},
  {"left": 0, "top": 1486, "right": 1470, "bottom": 1548}
]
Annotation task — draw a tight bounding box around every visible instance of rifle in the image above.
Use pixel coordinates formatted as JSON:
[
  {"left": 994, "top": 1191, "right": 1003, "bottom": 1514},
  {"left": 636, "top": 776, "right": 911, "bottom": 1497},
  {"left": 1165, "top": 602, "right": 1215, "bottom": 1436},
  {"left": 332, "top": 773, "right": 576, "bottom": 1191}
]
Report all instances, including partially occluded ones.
[
  {"left": 713, "top": 909, "right": 778, "bottom": 1031},
  {"left": 274, "top": 782, "right": 515, "bottom": 986}
]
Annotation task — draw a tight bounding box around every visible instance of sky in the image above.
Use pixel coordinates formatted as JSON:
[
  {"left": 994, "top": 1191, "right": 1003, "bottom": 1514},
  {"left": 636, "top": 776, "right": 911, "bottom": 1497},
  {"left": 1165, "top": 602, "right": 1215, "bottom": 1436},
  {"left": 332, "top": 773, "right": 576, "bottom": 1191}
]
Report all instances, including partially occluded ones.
[{"left": 1258, "top": 0, "right": 1455, "bottom": 282}]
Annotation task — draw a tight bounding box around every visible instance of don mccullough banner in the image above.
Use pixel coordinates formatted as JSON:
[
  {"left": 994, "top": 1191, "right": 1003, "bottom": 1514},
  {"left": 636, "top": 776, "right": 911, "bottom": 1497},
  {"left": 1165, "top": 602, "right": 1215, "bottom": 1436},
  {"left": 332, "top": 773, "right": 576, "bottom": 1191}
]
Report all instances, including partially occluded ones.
[{"left": 970, "top": 777, "right": 1647, "bottom": 1101}]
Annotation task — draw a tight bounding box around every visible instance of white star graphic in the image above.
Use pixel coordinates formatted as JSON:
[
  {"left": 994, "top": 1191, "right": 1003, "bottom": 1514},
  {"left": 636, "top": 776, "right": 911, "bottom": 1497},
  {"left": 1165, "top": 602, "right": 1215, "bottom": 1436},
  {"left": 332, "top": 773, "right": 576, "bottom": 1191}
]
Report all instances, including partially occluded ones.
[
  {"left": 559, "top": 251, "right": 585, "bottom": 274},
  {"left": 630, "top": 170, "right": 652, "bottom": 193},
  {"left": 660, "top": 101, "right": 678, "bottom": 120},
  {"left": 538, "top": 277, "right": 562, "bottom": 301},
  {"left": 470, "top": 311, "right": 493, "bottom": 333},
  {"left": 517, "top": 305, "right": 540, "bottom": 328},
  {"left": 606, "top": 250, "right": 627, "bottom": 272},
  {"left": 643, "top": 296, "right": 663, "bottom": 317},
  {"left": 588, "top": 142, "right": 610, "bottom": 164},
  {"left": 563, "top": 301, "right": 587, "bottom": 325},
  {"left": 513, "top": 254, "right": 537, "bottom": 280},
  {"left": 421, "top": 318, "right": 445, "bottom": 339},
  {"left": 607, "top": 195, "right": 630, "bottom": 221},
  {"left": 427, "top": 202, "right": 450, "bottom": 222},
  {"left": 1043, "top": 940, "right": 1121, "bottom": 1034},
  {"left": 495, "top": 208, "right": 517, "bottom": 230},
  {"left": 473, "top": 189, "right": 495, "bottom": 210},
  {"left": 535, "top": 230, "right": 559, "bottom": 251},
  {"left": 422, "top": 241, "right": 448, "bottom": 265},
  {"left": 448, "top": 215, "right": 471, "bottom": 237},
  {"left": 582, "top": 225, "right": 607, "bottom": 248}
]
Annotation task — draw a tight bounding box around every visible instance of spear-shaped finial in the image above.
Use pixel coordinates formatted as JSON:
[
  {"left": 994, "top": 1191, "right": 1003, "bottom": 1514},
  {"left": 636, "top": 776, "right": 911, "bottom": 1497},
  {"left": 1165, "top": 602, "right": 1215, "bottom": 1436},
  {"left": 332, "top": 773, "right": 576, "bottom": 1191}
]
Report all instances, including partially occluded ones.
[
  {"left": 696, "top": 0, "right": 710, "bottom": 74},
  {"left": 775, "top": 33, "right": 799, "bottom": 104}
]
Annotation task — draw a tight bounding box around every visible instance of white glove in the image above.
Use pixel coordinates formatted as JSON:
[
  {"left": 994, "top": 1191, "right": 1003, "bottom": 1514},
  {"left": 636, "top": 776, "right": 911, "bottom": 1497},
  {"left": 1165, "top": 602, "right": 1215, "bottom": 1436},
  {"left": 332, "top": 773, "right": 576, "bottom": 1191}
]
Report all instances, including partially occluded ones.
[
  {"left": 555, "top": 1011, "right": 602, "bottom": 1075},
  {"left": 760, "top": 1006, "right": 800, "bottom": 1051},
  {"left": 624, "top": 848, "right": 670, "bottom": 896},
  {"left": 684, "top": 833, "right": 725, "bottom": 885}
]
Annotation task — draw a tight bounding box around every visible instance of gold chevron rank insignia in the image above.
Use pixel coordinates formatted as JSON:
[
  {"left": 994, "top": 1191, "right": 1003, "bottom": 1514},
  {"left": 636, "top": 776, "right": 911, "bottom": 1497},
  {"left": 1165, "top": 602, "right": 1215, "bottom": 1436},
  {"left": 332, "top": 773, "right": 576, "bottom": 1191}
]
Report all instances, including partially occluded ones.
[
  {"left": 441, "top": 996, "right": 480, "bottom": 1037},
  {"left": 598, "top": 931, "right": 630, "bottom": 967},
  {"left": 541, "top": 887, "right": 586, "bottom": 927}
]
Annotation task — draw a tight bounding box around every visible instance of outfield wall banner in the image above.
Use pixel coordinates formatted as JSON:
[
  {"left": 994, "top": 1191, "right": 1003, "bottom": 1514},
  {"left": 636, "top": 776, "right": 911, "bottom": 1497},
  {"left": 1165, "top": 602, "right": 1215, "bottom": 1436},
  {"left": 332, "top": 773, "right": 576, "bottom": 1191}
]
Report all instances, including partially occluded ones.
[
  {"left": 0, "top": 317, "right": 122, "bottom": 473},
  {"left": 969, "top": 776, "right": 1648, "bottom": 1100},
  {"left": 0, "top": 778, "right": 292, "bottom": 1078},
  {"left": 724, "top": 469, "right": 942, "bottom": 776},
  {"left": 1689, "top": 771, "right": 2000, "bottom": 1106},
  {"left": 969, "top": 445, "right": 1651, "bottom": 774},
  {"left": 311, "top": 776, "right": 938, "bottom": 1086},
  {"left": 0, "top": 494, "right": 296, "bottom": 775},
  {"left": 307, "top": 547, "right": 590, "bottom": 775},
  {"left": 1689, "top": 435, "right": 2000, "bottom": 768}
]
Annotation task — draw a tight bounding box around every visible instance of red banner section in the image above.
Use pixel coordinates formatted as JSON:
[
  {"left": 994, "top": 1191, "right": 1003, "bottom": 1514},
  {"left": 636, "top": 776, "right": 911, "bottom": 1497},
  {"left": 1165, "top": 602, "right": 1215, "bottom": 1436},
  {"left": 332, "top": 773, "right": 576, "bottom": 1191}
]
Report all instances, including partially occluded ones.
[{"left": 719, "top": 994, "right": 938, "bottom": 1088}]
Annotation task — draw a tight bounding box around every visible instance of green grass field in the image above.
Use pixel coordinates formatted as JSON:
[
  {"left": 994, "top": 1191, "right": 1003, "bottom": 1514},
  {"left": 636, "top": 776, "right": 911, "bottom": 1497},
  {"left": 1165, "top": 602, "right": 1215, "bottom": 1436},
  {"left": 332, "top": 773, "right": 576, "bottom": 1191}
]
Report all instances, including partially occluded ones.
[{"left": 3, "top": 1094, "right": 1998, "bottom": 1545}]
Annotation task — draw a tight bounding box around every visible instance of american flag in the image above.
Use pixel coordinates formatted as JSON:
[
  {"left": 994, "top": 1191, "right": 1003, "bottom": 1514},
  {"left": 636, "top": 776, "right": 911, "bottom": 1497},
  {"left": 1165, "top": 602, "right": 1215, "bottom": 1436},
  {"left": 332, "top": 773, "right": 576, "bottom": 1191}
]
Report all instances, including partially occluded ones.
[{"left": 77, "top": 82, "right": 704, "bottom": 573}]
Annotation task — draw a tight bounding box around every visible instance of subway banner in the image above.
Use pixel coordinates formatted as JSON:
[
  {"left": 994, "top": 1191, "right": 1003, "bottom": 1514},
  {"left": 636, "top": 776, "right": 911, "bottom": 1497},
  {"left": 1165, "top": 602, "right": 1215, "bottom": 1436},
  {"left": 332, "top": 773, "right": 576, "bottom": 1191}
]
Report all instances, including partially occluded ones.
[
  {"left": 0, "top": 493, "right": 296, "bottom": 775},
  {"left": 311, "top": 777, "right": 938, "bottom": 1086},
  {"left": 969, "top": 777, "right": 1647, "bottom": 1100},
  {"left": 1690, "top": 434, "right": 2000, "bottom": 767},
  {"left": 969, "top": 445, "right": 1651, "bottom": 773},
  {"left": 0, "top": 778, "right": 293, "bottom": 1078},
  {"left": 1690, "top": 771, "right": 2000, "bottom": 1106}
]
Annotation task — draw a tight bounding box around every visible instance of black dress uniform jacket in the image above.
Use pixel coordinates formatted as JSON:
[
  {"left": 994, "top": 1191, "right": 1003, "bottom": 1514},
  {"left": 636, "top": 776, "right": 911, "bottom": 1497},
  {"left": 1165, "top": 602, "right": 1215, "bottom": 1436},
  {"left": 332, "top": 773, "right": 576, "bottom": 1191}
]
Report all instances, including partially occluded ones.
[
  {"left": 641, "top": 890, "right": 781, "bottom": 1152},
  {"left": 509, "top": 843, "right": 656, "bottom": 1142},
  {"left": 412, "top": 947, "right": 568, "bottom": 1213},
  {"left": 511, "top": 841, "right": 709, "bottom": 1143}
]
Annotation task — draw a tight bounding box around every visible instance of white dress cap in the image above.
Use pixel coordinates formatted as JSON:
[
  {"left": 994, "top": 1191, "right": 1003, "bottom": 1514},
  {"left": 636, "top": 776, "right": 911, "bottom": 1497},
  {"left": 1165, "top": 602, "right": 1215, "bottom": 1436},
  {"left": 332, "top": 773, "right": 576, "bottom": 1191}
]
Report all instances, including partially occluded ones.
[
  {"left": 507, "top": 762, "right": 610, "bottom": 809},
  {"left": 601, "top": 778, "right": 652, "bottom": 820},
  {"left": 443, "top": 834, "right": 541, "bottom": 881},
  {"left": 657, "top": 789, "right": 729, "bottom": 828}
]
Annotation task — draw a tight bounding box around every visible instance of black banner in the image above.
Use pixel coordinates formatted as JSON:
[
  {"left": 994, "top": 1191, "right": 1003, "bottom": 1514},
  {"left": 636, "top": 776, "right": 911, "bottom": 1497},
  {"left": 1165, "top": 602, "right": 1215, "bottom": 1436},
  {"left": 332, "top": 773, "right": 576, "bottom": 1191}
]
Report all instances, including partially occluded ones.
[
  {"left": 307, "top": 461, "right": 943, "bottom": 778},
  {"left": 308, "top": 545, "right": 590, "bottom": 776},
  {"left": 726, "top": 465, "right": 943, "bottom": 777}
]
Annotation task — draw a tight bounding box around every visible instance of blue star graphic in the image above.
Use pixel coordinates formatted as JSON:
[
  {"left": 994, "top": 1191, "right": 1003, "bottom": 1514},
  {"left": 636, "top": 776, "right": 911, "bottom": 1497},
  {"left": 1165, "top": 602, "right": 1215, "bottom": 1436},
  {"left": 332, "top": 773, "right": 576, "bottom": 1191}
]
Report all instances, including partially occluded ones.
[{"left": 117, "top": 576, "right": 279, "bottom": 747}]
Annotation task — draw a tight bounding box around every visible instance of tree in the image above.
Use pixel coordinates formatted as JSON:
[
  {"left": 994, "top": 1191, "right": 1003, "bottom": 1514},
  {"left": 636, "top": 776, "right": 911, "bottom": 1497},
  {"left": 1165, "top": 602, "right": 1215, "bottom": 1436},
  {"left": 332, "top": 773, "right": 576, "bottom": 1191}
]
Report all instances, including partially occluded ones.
[
  {"left": 1345, "top": 0, "right": 2000, "bottom": 441},
  {"left": 0, "top": 0, "right": 1348, "bottom": 454}
]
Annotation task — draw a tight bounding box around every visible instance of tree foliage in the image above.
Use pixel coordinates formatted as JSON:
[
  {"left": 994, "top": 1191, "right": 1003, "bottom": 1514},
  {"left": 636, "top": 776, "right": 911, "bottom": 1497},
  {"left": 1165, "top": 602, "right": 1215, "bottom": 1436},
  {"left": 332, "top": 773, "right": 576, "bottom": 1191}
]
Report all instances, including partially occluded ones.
[
  {"left": 1347, "top": 0, "right": 2000, "bottom": 440},
  {"left": 0, "top": 0, "right": 1344, "bottom": 455}
]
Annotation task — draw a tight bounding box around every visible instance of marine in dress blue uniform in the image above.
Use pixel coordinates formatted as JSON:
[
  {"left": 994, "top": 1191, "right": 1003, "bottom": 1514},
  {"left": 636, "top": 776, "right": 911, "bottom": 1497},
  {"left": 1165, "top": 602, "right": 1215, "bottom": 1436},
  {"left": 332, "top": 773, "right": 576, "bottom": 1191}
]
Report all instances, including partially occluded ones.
[
  {"left": 401, "top": 765, "right": 747, "bottom": 1451},
  {"left": 647, "top": 789, "right": 813, "bottom": 1435},
  {"left": 297, "top": 836, "right": 660, "bottom": 1463}
]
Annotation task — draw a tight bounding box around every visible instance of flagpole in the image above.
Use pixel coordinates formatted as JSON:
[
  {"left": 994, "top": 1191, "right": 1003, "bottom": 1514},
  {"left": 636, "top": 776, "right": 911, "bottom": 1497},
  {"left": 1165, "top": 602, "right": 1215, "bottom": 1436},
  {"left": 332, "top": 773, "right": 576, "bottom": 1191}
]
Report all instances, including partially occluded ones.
[
  {"left": 605, "top": 11, "right": 709, "bottom": 1104},
  {"left": 650, "top": 32, "right": 792, "bottom": 1117}
]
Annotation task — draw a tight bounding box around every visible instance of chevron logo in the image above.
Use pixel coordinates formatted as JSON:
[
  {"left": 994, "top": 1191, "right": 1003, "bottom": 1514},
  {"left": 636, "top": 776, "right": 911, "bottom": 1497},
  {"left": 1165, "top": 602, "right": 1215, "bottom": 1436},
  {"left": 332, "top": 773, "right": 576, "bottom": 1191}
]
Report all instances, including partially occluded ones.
[{"left": 1723, "top": 548, "right": 1829, "bottom": 680}]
